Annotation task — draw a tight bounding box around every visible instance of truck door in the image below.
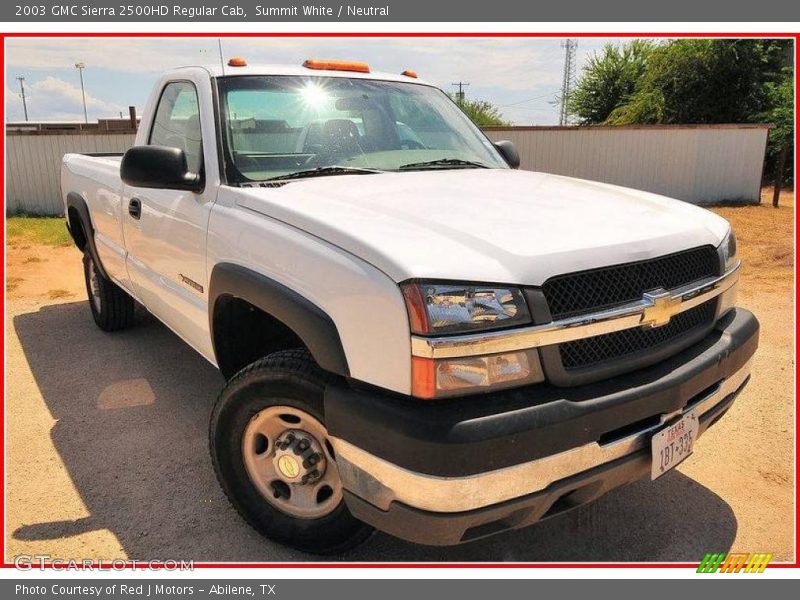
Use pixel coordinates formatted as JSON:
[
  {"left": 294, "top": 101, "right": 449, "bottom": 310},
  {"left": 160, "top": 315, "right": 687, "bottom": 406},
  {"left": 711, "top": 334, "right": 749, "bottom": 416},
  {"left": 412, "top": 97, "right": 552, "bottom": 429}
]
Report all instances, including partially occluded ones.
[{"left": 121, "top": 79, "right": 216, "bottom": 360}]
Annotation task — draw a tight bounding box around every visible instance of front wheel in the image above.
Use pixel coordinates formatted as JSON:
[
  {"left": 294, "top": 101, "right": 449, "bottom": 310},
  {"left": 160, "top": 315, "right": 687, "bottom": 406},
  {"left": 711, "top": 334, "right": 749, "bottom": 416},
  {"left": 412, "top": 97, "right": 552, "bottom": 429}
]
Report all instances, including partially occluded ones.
[
  {"left": 209, "top": 349, "right": 373, "bottom": 554},
  {"left": 82, "top": 251, "right": 135, "bottom": 332}
]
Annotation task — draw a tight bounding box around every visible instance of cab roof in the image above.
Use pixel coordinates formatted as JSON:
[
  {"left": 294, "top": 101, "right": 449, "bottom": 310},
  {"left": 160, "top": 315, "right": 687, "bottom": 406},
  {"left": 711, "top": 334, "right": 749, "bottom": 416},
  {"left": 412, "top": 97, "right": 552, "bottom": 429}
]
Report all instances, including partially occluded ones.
[{"left": 171, "top": 63, "right": 432, "bottom": 86}]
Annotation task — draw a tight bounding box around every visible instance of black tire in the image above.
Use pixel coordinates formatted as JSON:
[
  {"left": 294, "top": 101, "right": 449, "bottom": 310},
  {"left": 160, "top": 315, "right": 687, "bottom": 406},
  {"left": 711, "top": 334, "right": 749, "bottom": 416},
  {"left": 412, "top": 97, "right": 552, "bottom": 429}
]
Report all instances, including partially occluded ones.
[
  {"left": 82, "top": 251, "right": 135, "bottom": 332},
  {"left": 209, "top": 349, "right": 373, "bottom": 554}
]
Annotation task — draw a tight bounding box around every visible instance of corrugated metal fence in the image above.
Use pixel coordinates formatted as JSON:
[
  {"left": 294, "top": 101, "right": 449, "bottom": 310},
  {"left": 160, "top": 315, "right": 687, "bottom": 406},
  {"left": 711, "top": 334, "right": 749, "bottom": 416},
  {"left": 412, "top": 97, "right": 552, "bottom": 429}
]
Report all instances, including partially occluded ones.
[
  {"left": 6, "top": 131, "right": 135, "bottom": 215},
  {"left": 5, "top": 124, "right": 770, "bottom": 215},
  {"left": 483, "top": 124, "right": 770, "bottom": 205}
]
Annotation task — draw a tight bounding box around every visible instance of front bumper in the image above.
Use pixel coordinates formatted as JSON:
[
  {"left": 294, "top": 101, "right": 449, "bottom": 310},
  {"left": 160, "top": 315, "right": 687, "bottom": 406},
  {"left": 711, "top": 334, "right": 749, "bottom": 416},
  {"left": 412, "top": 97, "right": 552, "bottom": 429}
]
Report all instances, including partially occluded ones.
[{"left": 325, "top": 308, "right": 758, "bottom": 545}]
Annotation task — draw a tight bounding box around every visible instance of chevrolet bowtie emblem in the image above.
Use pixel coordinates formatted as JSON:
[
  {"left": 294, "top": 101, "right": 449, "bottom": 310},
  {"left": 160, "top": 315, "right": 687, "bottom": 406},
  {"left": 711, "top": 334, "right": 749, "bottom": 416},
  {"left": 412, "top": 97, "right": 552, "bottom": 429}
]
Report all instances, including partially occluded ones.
[{"left": 641, "top": 289, "right": 682, "bottom": 328}]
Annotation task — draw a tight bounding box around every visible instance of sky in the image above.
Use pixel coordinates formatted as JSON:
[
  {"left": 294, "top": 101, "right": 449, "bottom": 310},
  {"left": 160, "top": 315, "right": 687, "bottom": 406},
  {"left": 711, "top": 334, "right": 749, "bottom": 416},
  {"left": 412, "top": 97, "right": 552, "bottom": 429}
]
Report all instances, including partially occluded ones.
[{"left": 4, "top": 37, "right": 614, "bottom": 125}]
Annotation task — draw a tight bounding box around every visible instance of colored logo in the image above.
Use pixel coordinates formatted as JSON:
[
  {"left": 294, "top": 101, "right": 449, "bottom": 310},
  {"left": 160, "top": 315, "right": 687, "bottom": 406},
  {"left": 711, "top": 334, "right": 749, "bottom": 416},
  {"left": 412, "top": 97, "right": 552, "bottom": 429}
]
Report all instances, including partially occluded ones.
[
  {"left": 641, "top": 289, "right": 682, "bottom": 328},
  {"left": 277, "top": 455, "right": 299, "bottom": 479},
  {"left": 697, "top": 552, "right": 773, "bottom": 573}
]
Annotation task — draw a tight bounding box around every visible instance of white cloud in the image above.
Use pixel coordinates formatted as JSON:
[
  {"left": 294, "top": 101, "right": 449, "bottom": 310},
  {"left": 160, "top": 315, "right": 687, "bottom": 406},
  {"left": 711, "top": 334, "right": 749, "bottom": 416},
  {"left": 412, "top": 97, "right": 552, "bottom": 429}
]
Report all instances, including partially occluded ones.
[{"left": 6, "top": 76, "right": 123, "bottom": 122}]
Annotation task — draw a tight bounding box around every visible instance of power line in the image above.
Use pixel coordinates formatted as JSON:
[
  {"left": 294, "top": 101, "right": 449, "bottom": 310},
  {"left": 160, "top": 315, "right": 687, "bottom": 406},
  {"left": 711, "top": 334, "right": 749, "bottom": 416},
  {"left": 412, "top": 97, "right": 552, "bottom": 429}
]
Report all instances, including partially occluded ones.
[
  {"left": 558, "top": 39, "right": 578, "bottom": 126},
  {"left": 504, "top": 106, "right": 557, "bottom": 114},
  {"left": 499, "top": 91, "right": 557, "bottom": 108}
]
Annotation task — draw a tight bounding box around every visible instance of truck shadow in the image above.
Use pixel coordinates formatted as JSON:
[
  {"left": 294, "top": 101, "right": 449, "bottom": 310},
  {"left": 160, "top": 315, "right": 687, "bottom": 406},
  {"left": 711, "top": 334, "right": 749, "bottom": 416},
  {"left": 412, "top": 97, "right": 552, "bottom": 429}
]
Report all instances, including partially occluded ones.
[{"left": 12, "top": 301, "right": 737, "bottom": 563}]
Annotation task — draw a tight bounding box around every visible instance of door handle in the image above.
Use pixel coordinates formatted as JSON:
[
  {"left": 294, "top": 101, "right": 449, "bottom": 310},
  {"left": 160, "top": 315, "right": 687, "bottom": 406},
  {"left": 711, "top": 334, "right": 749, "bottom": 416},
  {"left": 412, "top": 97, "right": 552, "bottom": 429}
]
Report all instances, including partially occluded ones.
[{"left": 128, "top": 198, "right": 142, "bottom": 220}]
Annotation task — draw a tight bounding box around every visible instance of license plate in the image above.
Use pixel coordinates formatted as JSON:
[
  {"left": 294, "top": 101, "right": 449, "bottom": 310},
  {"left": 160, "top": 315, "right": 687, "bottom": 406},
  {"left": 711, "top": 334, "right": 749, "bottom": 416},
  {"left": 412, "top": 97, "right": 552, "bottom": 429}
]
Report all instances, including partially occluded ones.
[{"left": 651, "top": 411, "right": 699, "bottom": 480}]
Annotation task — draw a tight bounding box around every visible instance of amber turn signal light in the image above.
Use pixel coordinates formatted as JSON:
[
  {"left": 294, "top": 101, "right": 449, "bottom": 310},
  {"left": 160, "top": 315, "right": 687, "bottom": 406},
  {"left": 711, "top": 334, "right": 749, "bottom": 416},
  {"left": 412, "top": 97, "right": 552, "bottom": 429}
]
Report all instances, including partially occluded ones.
[
  {"left": 303, "top": 59, "right": 370, "bottom": 73},
  {"left": 411, "top": 356, "right": 436, "bottom": 400}
]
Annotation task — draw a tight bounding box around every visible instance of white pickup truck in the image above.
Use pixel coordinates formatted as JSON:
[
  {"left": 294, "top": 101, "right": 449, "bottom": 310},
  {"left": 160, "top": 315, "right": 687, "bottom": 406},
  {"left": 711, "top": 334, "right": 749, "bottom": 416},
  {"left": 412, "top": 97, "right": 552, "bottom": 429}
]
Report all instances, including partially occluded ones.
[{"left": 61, "top": 58, "right": 758, "bottom": 554}]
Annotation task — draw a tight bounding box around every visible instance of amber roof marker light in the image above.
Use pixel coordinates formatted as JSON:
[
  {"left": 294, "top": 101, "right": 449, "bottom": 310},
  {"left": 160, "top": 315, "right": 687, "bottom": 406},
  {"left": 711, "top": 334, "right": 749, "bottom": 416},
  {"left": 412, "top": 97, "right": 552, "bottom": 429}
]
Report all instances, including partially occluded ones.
[
  {"left": 227, "top": 57, "right": 248, "bottom": 67},
  {"left": 303, "top": 59, "right": 371, "bottom": 73},
  {"left": 402, "top": 70, "right": 419, "bottom": 78}
]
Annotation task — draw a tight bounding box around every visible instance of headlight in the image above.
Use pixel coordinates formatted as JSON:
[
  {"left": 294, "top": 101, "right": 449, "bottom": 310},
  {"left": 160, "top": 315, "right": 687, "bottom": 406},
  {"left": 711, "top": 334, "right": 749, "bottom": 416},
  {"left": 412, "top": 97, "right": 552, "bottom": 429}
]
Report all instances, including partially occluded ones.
[
  {"left": 401, "top": 282, "right": 532, "bottom": 335},
  {"left": 719, "top": 228, "right": 738, "bottom": 272},
  {"left": 402, "top": 281, "right": 540, "bottom": 398}
]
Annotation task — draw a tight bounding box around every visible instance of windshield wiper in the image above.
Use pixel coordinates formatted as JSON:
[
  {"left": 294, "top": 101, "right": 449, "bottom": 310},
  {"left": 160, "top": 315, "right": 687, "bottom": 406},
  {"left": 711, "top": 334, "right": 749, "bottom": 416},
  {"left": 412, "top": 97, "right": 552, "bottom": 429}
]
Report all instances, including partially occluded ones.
[
  {"left": 398, "top": 158, "right": 490, "bottom": 171},
  {"left": 264, "top": 165, "right": 383, "bottom": 182}
]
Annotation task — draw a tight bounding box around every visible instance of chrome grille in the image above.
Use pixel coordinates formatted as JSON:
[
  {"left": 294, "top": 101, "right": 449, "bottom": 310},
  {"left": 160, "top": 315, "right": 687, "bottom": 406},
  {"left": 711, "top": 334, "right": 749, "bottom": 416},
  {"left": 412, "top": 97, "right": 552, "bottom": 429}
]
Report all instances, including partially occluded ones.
[
  {"left": 541, "top": 246, "right": 721, "bottom": 378},
  {"left": 542, "top": 246, "right": 720, "bottom": 320},
  {"left": 558, "top": 301, "right": 717, "bottom": 370}
]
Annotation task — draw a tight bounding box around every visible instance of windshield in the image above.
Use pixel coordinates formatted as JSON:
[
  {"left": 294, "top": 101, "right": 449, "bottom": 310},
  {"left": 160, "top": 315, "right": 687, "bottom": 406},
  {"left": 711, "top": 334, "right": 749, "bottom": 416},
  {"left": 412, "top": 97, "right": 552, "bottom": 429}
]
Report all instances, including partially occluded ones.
[{"left": 217, "top": 75, "right": 509, "bottom": 182}]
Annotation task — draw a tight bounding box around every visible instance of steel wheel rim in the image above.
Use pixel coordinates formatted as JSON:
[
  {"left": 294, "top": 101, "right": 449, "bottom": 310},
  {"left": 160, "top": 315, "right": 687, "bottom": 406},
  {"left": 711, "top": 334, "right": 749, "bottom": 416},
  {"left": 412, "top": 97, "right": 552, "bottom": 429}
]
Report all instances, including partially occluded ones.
[
  {"left": 242, "top": 405, "right": 342, "bottom": 519},
  {"left": 88, "top": 257, "right": 101, "bottom": 312}
]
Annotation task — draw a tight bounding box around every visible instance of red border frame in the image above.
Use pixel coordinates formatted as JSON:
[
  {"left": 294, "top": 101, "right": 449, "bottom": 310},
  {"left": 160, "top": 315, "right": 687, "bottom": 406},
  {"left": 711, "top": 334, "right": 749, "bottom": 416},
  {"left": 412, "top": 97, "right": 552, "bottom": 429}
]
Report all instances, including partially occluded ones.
[{"left": 1, "top": 29, "right": 797, "bottom": 571}]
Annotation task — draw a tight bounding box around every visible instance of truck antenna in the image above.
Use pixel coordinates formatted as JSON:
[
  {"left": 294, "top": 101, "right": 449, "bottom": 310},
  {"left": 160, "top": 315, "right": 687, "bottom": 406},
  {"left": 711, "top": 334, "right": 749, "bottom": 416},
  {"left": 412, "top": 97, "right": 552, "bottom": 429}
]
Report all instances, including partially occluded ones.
[{"left": 218, "top": 39, "right": 226, "bottom": 75}]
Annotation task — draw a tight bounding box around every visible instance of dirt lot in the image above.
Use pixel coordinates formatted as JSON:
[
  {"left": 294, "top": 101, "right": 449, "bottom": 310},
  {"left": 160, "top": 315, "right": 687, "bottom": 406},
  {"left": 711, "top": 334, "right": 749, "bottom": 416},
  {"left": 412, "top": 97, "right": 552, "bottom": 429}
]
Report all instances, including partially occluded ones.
[{"left": 4, "top": 189, "right": 795, "bottom": 563}]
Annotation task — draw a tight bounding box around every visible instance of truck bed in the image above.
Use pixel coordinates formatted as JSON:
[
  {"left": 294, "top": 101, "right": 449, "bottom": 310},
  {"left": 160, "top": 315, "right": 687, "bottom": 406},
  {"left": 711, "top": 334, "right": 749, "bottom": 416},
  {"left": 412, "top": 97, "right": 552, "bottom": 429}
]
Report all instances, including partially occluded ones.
[{"left": 62, "top": 153, "right": 124, "bottom": 198}]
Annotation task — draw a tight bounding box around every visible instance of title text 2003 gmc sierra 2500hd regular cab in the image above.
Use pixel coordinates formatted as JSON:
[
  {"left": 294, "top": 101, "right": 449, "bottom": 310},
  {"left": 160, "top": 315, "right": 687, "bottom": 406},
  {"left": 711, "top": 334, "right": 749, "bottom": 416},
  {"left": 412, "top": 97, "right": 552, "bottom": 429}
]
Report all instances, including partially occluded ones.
[{"left": 61, "top": 58, "right": 758, "bottom": 554}]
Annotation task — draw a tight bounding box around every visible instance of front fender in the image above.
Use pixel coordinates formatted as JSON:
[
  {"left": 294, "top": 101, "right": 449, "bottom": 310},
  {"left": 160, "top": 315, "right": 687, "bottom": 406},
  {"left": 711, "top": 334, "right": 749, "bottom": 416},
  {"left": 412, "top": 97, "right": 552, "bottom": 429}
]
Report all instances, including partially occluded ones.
[{"left": 208, "top": 263, "right": 350, "bottom": 378}]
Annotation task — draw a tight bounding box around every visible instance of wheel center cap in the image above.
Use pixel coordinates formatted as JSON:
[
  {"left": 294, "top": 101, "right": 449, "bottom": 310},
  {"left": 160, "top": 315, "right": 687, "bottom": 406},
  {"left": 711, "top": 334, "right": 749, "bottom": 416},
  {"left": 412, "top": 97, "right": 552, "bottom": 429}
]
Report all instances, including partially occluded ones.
[
  {"left": 272, "top": 429, "right": 327, "bottom": 485},
  {"left": 277, "top": 455, "right": 300, "bottom": 479}
]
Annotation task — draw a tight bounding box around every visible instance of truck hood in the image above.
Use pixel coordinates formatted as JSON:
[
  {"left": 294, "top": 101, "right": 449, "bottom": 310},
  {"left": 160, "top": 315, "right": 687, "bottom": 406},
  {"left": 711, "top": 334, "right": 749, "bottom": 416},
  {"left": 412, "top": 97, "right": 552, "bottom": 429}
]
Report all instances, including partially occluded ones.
[{"left": 235, "top": 169, "right": 730, "bottom": 285}]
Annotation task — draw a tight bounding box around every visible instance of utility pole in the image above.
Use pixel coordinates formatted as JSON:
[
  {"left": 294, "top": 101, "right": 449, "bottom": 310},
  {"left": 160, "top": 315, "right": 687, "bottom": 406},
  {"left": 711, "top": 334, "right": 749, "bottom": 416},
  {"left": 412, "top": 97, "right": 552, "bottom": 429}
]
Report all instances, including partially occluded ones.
[
  {"left": 75, "top": 62, "right": 88, "bottom": 123},
  {"left": 451, "top": 81, "right": 470, "bottom": 105},
  {"left": 558, "top": 39, "right": 578, "bottom": 126},
  {"left": 15, "top": 76, "right": 28, "bottom": 121}
]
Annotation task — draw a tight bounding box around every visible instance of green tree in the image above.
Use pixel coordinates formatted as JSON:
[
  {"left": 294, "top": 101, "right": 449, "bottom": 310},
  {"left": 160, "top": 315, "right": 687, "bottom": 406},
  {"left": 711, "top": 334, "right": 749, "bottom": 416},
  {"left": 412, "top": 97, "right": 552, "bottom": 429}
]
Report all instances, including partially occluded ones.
[
  {"left": 606, "top": 39, "right": 789, "bottom": 125},
  {"left": 760, "top": 67, "right": 794, "bottom": 184},
  {"left": 761, "top": 68, "right": 794, "bottom": 151},
  {"left": 568, "top": 40, "right": 654, "bottom": 124},
  {"left": 453, "top": 97, "right": 510, "bottom": 127}
]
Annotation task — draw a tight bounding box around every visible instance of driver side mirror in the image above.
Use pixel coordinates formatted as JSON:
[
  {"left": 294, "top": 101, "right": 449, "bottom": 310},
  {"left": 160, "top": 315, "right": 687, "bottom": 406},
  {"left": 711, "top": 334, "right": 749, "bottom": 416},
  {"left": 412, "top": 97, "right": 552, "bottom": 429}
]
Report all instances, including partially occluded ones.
[
  {"left": 494, "top": 140, "right": 520, "bottom": 169},
  {"left": 121, "top": 145, "right": 203, "bottom": 192}
]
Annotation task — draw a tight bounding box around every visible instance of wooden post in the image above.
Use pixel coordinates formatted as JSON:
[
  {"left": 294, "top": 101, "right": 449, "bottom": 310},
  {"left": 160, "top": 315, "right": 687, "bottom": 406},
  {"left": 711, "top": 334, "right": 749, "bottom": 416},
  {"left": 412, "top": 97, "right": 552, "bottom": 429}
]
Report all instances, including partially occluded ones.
[
  {"left": 772, "top": 144, "right": 789, "bottom": 208},
  {"left": 128, "top": 105, "right": 137, "bottom": 131}
]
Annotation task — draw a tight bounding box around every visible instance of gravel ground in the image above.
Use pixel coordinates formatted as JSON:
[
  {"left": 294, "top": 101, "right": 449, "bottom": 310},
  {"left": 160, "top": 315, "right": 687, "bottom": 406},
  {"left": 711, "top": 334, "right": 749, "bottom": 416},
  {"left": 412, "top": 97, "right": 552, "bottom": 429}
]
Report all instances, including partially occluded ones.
[{"left": 5, "top": 190, "right": 795, "bottom": 563}]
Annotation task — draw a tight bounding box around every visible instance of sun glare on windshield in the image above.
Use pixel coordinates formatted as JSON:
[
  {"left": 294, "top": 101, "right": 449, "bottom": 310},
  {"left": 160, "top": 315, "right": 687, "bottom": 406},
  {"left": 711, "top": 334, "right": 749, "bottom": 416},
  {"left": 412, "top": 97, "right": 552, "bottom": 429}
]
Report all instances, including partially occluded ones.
[{"left": 299, "top": 81, "right": 329, "bottom": 109}]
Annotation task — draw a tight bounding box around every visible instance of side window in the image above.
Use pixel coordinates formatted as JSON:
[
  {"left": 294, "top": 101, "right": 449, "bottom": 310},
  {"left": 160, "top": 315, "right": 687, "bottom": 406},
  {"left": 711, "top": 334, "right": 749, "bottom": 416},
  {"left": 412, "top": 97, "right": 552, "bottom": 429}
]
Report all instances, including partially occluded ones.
[{"left": 149, "top": 82, "right": 203, "bottom": 174}]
